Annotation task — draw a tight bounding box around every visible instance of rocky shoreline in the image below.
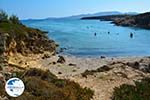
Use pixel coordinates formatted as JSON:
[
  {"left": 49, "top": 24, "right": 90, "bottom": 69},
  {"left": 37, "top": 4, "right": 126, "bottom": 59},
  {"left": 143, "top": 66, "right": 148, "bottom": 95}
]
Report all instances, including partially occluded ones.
[
  {"left": 0, "top": 12, "right": 94, "bottom": 100},
  {"left": 0, "top": 11, "right": 150, "bottom": 100},
  {"left": 112, "top": 12, "right": 150, "bottom": 29},
  {"left": 1, "top": 25, "right": 150, "bottom": 100},
  {"left": 81, "top": 12, "right": 150, "bottom": 29}
]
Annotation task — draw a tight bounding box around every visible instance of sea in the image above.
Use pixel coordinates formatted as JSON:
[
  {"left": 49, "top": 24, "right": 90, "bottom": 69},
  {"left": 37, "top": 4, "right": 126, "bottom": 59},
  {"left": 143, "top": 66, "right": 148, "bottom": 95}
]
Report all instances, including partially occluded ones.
[{"left": 22, "top": 18, "right": 150, "bottom": 57}]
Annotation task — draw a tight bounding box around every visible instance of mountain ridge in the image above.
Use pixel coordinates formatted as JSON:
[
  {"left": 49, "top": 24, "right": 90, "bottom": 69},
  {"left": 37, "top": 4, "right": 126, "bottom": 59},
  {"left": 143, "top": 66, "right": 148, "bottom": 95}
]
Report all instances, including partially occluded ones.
[{"left": 23, "top": 11, "right": 138, "bottom": 21}]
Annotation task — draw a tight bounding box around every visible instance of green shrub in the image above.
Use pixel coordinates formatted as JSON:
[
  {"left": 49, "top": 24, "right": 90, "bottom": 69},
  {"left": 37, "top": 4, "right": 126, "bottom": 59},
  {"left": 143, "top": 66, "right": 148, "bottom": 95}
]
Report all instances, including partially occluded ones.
[
  {"left": 9, "top": 15, "right": 20, "bottom": 24},
  {"left": 0, "top": 11, "right": 57, "bottom": 55},
  {"left": 5, "top": 68, "right": 94, "bottom": 100},
  {"left": 81, "top": 65, "right": 112, "bottom": 78},
  {"left": 0, "top": 10, "right": 8, "bottom": 22},
  {"left": 112, "top": 78, "right": 150, "bottom": 100},
  {"left": 23, "top": 68, "right": 57, "bottom": 82},
  {"left": 0, "top": 81, "right": 5, "bottom": 96}
]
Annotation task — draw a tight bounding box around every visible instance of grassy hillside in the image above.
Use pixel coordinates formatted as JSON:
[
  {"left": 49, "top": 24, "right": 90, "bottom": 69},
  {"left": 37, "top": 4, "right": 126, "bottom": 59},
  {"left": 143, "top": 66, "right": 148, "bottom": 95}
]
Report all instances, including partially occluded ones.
[
  {"left": 0, "top": 10, "right": 57, "bottom": 55},
  {"left": 0, "top": 11, "right": 94, "bottom": 100}
]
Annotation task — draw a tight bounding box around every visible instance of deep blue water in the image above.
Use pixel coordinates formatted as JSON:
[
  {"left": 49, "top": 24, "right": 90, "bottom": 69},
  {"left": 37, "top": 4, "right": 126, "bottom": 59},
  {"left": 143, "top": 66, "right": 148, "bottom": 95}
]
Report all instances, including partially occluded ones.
[{"left": 22, "top": 19, "right": 150, "bottom": 57}]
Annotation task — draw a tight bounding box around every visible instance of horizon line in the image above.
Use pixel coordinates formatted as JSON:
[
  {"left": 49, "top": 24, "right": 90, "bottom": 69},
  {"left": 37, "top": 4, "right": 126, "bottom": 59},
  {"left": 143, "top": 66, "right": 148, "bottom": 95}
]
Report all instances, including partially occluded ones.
[{"left": 20, "top": 10, "right": 149, "bottom": 20}]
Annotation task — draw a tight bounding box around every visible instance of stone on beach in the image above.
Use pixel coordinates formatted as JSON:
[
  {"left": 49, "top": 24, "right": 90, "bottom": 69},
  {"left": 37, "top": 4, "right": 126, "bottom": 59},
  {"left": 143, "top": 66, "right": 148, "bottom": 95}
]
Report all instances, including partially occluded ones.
[
  {"left": 42, "top": 53, "right": 51, "bottom": 59},
  {"left": 68, "top": 63, "right": 77, "bottom": 66},
  {"left": 57, "top": 56, "right": 66, "bottom": 64}
]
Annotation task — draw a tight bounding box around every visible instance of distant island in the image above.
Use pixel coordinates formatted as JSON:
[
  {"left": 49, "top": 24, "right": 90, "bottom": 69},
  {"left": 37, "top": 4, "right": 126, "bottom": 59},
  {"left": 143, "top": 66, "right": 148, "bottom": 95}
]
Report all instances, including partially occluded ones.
[{"left": 81, "top": 12, "right": 150, "bottom": 29}]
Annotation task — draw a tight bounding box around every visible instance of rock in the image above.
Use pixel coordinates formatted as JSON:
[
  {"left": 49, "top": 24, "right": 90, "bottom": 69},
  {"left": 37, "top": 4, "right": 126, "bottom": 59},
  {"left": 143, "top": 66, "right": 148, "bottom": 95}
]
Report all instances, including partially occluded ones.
[
  {"left": 127, "top": 61, "right": 150, "bottom": 73},
  {"left": 100, "top": 56, "right": 106, "bottom": 59},
  {"left": 68, "top": 63, "right": 77, "bottom": 66},
  {"left": 25, "top": 62, "right": 27, "bottom": 65},
  {"left": 42, "top": 53, "right": 50, "bottom": 59},
  {"left": 112, "top": 12, "right": 150, "bottom": 29},
  {"left": 0, "top": 66, "right": 2, "bottom": 71},
  {"left": 49, "top": 61, "right": 57, "bottom": 65},
  {"left": 58, "top": 72, "right": 62, "bottom": 74},
  {"left": 52, "top": 62, "right": 56, "bottom": 65},
  {"left": 139, "top": 59, "right": 144, "bottom": 63},
  {"left": 72, "top": 69, "right": 77, "bottom": 72},
  {"left": 97, "top": 65, "right": 112, "bottom": 72},
  {"left": 139, "top": 63, "right": 150, "bottom": 73},
  {"left": 147, "top": 64, "right": 150, "bottom": 73},
  {"left": 19, "top": 60, "right": 23, "bottom": 64},
  {"left": 0, "top": 73, "right": 4, "bottom": 82},
  {"left": 115, "top": 72, "right": 128, "bottom": 79},
  {"left": 57, "top": 56, "right": 65, "bottom": 64},
  {"left": 126, "top": 61, "right": 140, "bottom": 69},
  {"left": 59, "top": 48, "right": 67, "bottom": 53}
]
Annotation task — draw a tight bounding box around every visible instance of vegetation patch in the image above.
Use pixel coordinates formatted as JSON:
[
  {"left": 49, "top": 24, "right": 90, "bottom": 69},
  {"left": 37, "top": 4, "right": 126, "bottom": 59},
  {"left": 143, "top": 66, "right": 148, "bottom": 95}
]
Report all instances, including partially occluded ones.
[
  {"left": 112, "top": 77, "right": 150, "bottom": 100},
  {"left": 0, "top": 68, "right": 94, "bottom": 100},
  {"left": 0, "top": 10, "right": 57, "bottom": 55},
  {"left": 81, "top": 65, "right": 112, "bottom": 78}
]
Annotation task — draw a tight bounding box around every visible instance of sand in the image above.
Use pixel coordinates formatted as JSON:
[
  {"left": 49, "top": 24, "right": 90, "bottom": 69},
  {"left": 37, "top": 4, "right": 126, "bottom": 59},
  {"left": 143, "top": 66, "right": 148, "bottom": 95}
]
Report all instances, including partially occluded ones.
[{"left": 8, "top": 53, "right": 150, "bottom": 100}]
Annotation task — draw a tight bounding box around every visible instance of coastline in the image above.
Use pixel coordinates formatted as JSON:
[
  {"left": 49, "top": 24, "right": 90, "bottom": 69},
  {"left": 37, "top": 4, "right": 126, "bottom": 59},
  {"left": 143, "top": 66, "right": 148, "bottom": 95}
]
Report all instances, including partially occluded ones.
[
  {"left": 81, "top": 12, "right": 150, "bottom": 29},
  {"left": 8, "top": 53, "right": 150, "bottom": 100},
  {"left": 0, "top": 11, "right": 150, "bottom": 100}
]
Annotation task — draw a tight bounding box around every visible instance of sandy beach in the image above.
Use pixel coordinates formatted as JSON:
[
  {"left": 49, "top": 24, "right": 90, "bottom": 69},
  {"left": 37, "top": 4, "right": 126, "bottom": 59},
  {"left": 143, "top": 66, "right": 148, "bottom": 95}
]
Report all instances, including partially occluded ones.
[{"left": 8, "top": 53, "right": 150, "bottom": 100}]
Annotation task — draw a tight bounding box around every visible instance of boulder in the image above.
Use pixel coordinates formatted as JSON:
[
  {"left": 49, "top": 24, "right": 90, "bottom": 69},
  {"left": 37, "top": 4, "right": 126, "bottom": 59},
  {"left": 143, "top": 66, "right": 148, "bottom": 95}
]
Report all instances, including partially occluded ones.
[
  {"left": 100, "top": 56, "right": 106, "bottom": 59},
  {"left": 139, "top": 63, "right": 150, "bottom": 73},
  {"left": 57, "top": 56, "right": 65, "bottom": 64},
  {"left": 126, "top": 61, "right": 140, "bottom": 69}
]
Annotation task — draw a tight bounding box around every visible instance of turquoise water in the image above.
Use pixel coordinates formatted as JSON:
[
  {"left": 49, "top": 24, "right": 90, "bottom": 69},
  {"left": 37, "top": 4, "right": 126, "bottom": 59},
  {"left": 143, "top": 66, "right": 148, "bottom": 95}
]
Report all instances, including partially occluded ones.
[{"left": 22, "top": 19, "right": 150, "bottom": 57}]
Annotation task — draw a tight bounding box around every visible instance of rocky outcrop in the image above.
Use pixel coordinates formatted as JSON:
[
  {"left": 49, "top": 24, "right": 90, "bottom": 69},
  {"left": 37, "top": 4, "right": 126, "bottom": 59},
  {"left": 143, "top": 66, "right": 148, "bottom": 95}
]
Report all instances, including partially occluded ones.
[
  {"left": 5, "top": 31, "right": 57, "bottom": 55},
  {"left": 0, "top": 33, "right": 9, "bottom": 70},
  {"left": 81, "top": 12, "right": 150, "bottom": 29},
  {"left": 81, "top": 15, "right": 128, "bottom": 20},
  {"left": 0, "top": 33, "right": 9, "bottom": 100},
  {"left": 0, "top": 11, "right": 58, "bottom": 56},
  {"left": 112, "top": 12, "right": 150, "bottom": 29}
]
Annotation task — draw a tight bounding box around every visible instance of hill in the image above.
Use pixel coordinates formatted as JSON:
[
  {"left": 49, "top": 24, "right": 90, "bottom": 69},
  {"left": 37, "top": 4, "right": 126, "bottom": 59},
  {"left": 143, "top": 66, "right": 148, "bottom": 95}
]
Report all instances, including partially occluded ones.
[
  {"left": 46, "top": 11, "right": 137, "bottom": 20},
  {"left": 0, "top": 10, "right": 57, "bottom": 55},
  {"left": 81, "top": 15, "right": 130, "bottom": 20},
  {"left": 81, "top": 12, "right": 150, "bottom": 29},
  {"left": 112, "top": 12, "right": 150, "bottom": 29}
]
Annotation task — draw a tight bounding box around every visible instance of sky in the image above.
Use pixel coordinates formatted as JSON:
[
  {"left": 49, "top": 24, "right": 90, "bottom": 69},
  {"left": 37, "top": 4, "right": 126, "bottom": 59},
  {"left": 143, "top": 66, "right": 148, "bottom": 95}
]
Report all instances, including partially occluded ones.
[{"left": 0, "top": 0, "right": 149, "bottom": 19}]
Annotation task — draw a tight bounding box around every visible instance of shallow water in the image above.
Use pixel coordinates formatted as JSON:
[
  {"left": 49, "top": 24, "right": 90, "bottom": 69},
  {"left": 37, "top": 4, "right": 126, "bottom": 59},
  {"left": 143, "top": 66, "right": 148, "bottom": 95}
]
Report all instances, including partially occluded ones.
[{"left": 22, "top": 19, "right": 150, "bottom": 57}]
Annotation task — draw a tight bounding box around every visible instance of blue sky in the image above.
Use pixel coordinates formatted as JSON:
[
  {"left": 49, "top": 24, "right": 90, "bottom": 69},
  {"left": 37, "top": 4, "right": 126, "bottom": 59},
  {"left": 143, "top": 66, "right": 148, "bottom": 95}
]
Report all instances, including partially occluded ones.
[{"left": 0, "top": 0, "right": 149, "bottom": 19}]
